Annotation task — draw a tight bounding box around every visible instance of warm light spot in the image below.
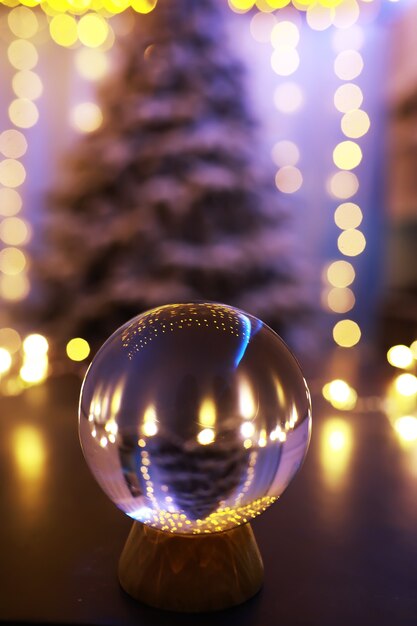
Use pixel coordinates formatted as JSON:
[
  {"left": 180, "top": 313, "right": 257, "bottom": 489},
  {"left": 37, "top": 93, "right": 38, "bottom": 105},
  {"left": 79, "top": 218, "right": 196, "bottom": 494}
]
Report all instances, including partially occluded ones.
[
  {"left": 320, "top": 418, "right": 353, "bottom": 489},
  {"left": 240, "top": 421, "right": 255, "bottom": 438},
  {"left": 142, "top": 404, "right": 158, "bottom": 436},
  {"left": 271, "top": 21, "right": 300, "bottom": 47},
  {"left": 341, "top": 110, "right": 370, "bottom": 139},
  {"left": 23, "top": 334, "right": 49, "bottom": 356},
  {"left": 0, "top": 247, "right": 27, "bottom": 275},
  {"left": 326, "top": 287, "right": 355, "bottom": 313},
  {"left": 306, "top": 4, "right": 334, "bottom": 31},
  {"left": 337, "top": 229, "right": 366, "bottom": 256},
  {"left": 275, "top": 166, "right": 302, "bottom": 193},
  {"left": 333, "top": 319, "right": 361, "bottom": 347},
  {"left": 228, "top": 0, "right": 255, "bottom": 11},
  {"left": 395, "top": 374, "right": 417, "bottom": 397},
  {"left": 7, "top": 39, "right": 38, "bottom": 71},
  {"left": 334, "top": 83, "right": 363, "bottom": 113},
  {"left": 0, "top": 217, "right": 30, "bottom": 245},
  {"left": 12, "top": 70, "right": 43, "bottom": 101},
  {"left": 273, "top": 82, "right": 303, "bottom": 113},
  {"left": 239, "top": 378, "right": 256, "bottom": 419},
  {"left": 332, "top": 0, "right": 360, "bottom": 29},
  {"left": 78, "top": 14, "right": 109, "bottom": 48},
  {"left": 0, "top": 328, "right": 21, "bottom": 353},
  {"left": 131, "top": 0, "right": 158, "bottom": 13},
  {"left": 333, "top": 141, "right": 362, "bottom": 170},
  {"left": 333, "top": 26, "right": 364, "bottom": 52},
  {"left": 334, "top": 202, "right": 363, "bottom": 229},
  {"left": 0, "top": 273, "right": 29, "bottom": 301},
  {"left": 326, "top": 260, "right": 355, "bottom": 287},
  {"left": 0, "top": 159, "right": 26, "bottom": 188},
  {"left": 334, "top": 50, "right": 363, "bottom": 81},
  {"left": 66, "top": 337, "right": 90, "bottom": 361},
  {"left": 250, "top": 11, "right": 276, "bottom": 43},
  {"left": 243, "top": 438, "right": 253, "bottom": 449},
  {"left": 71, "top": 102, "right": 103, "bottom": 133},
  {"left": 0, "top": 347, "right": 12, "bottom": 375},
  {"left": 12, "top": 426, "right": 45, "bottom": 480},
  {"left": 0, "top": 130, "right": 27, "bottom": 159},
  {"left": 75, "top": 48, "right": 109, "bottom": 81},
  {"left": 99, "top": 436, "right": 108, "bottom": 448},
  {"left": 199, "top": 397, "right": 216, "bottom": 428},
  {"left": 8, "top": 6, "right": 38, "bottom": 39},
  {"left": 271, "top": 140, "right": 300, "bottom": 167},
  {"left": 322, "top": 379, "right": 357, "bottom": 410},
  {"left": 49, "top": 14, "right": 78, "bottom": 47},
  {"left": 9, "top": 98, "right": 39, "bottom": 128},
  {"left": 327, "top": 171, "right": 359, "bottom": 199},
  {"left": 258, "top": 429, "right": 267, "bottom": 447},
  {"left": 394, "top": 416, "right": 417, "bottom": 442},
  {"left": 197, "top": 428, "right": 215, "bottom": 445},
  {"left": 271, "top": 47, "right": 299, "bottom": 76},
  {"left": 387, "top": 345, "right": 414, "bottom": 369},
  {"left": 20, "top": 357, "right": 48, "bottom": 383},
  {"left": 0, "top": 188, "right": 22, "bottom": 216},
  {"left": 410, "top": 340, "right": 417, "bottom": 359}
]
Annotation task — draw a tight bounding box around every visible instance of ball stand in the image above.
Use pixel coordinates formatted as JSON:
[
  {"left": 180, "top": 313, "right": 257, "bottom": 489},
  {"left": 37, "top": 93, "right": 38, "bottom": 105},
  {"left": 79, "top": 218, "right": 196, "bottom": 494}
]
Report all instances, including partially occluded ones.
[{"left": 118, "top": 521, "right": 264, "bottom": 612}]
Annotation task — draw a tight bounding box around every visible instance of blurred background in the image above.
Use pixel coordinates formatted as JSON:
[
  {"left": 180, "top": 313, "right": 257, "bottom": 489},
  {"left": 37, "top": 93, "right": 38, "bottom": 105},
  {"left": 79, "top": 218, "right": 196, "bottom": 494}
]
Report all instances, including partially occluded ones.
[{"left": 0, "top": 0, "right": 417, "bottom": 440}]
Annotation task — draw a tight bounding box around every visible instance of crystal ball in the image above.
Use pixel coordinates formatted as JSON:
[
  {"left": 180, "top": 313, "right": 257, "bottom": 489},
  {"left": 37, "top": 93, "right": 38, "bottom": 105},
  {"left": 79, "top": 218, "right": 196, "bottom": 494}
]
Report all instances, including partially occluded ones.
[{"left": 79, "top": 302, "right": 311, "bottom": 534}]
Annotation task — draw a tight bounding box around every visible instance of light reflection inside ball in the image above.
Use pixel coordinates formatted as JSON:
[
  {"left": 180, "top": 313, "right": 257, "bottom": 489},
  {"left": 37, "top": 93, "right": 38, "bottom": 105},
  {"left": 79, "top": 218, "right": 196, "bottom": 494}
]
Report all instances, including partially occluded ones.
[{"left": 79, "top": 303, "right": 311, "bottom": 534}]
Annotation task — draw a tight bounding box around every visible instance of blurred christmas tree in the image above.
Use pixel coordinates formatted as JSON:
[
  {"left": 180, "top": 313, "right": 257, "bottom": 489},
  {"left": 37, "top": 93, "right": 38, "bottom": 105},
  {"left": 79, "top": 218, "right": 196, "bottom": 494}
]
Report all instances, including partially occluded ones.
[{"left": 36, "top": 0, "right": 311, "bottom": 356}]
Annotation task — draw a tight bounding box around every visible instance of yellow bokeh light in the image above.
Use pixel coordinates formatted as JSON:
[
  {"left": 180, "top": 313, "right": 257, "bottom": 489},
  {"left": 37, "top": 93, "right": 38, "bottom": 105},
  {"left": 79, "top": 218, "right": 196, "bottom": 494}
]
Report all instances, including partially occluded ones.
[
  {"left": 13, "top": 70, "right": 43, "bottom": 101},
  {"left": 271, "top": 140, "right": 300, "bottom": 167},
  {"left": 410, "top": 340, "right": 417, "bottom": 359},
  {"left": 0, "top": 216, "right": 30, "bottom": 245},
  {"left": 271, "top": 47, "right": 299, "bottom": 76},
  {"left": 228, "top": 0, "right": 255, "bottom": 11},
  {"left": 322, "top": 379, "right": 357, "bottom": 410},
  {"left": 320, "top": 418, "right": 353, "bottom": 489},
  {"left": 395, "top": 374, "right": 417, "bottom": 397},
  {"left": 275, "top": 165, "right": 303, "bottom": 193},
  {"left": 337, "top": 229, "right": 366, "bottom": 256},
  {"left": 334, "top": 202, "right": 363, "bottom": 230},
  {"left": 0, "top": 159, "right": 26, "bottom": 188},
  {"left": 0, "top": 130, "right": 27, "bottom": 159},
  {"left": 75, "top": 48, "right": 109, "bottom": 81},
  {"left": 327, "top": 171, "right": 359, "bottom": 199},
  {"left": 0, "top": 328, "right": 21, "bottom": 353},
  {"left": 333, "top": 319, "right": 361, "bottom": 347},
  {"left": 49, "top": 14, "right": 78, "bottom": 47},
  {"left": 9, "top": 98, "right": 39, "bottom": 129},
  {"left": 306, "top": 4, "right": 334, "bottom": 31},
  {"left": 394, "top": 416, "right": 417, "bottom": 442},
  {"left": 0, "top": 272, "right": 30, "bottom": 301},
  {"left": 341, "top": 109, "right": 370, "bottom": 139},
  {"left": 250, "top": 11, "right": 277, "bottom": 43},
  {"left": 334, "top": 50, "right": 363, "bottom": 81},
  {"left": 7, "top": 39, "right": 38, "bottom": 71},
  {"left": 0, "top": 247, "right": 27, "bottom": 275},
  {"left": 23, "top": 333, "right": 49, "bottom": 356},
  {"left": 0, "top": 347, "right": 12, "bottom": 375},
  {"left": 8, "top": 6, "right": 38, "bottom": 38},
  {"left": 333, "top": 140, "right": 362, "bottom": 170},
  {"left": 71, "top": 102, "right": 103, "bottom": 133},
  {"left": 78, "top": 13, "right": 109, "bottom": 48},
  {"left": 271, "top": 21, "right": 300, "bottom": 48},
  {"left": 197, "top": 428, "right": 215, "bottom": 445},
  {"left": 12, "top": 426, "right": 46, "bottom": 480},
  {"left": 0, "top": 188, "right": 22, "bottom": 216},
  {"left": 334, "top": 83, "right": 363, "bottom": 113},
  {"left": 326, "top": 259, "right": 355, "bottom": 287},
  {"left": 130, "top": 0, "right": 158, "bottom": 13},
  {"left": 387, "top": 345, "right": 414, "bottom": 369},
  {"left": 199, "top": 397, "right": 216, "bottom": 428},
  {"left": 273, "top": 82, "right": 303, "bottom": 113},
  {"left": 20, "top": 357, "right": 48, "bottom": 384},
  {"left": 240, "top": 421, "right": 255, "bottom": 438},
  {"left": 326, "top": 287, "right": 355, "bottom": 313},
  {"left": 66, "top": 337, "right": 91, "bottom": 361}
]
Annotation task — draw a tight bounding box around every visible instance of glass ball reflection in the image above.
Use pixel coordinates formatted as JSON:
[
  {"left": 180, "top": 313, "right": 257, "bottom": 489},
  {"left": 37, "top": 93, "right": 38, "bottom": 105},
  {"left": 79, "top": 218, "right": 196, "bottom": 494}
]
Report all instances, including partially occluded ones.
[{"left": 79, "top": 303, "right": 311, "bottom": 534}]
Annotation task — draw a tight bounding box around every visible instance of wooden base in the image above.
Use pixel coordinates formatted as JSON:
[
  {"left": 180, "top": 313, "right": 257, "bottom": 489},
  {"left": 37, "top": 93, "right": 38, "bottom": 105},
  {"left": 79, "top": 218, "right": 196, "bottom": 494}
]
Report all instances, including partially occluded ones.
[{"left": 118, "top": 521, "right": 264, "bottom": 612}]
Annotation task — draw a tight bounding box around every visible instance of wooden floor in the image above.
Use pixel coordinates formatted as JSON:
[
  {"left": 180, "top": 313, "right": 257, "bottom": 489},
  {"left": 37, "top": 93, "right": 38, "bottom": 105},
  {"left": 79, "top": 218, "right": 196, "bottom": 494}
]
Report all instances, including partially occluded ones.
[{"left": 0, "top": 372, "right": 416, "bottom": 626}]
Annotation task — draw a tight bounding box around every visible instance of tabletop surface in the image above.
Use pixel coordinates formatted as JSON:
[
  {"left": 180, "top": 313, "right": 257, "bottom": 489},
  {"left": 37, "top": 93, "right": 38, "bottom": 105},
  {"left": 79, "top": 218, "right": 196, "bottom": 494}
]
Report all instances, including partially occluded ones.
[{"left": 1, "top": 371, "right": 416, "bottom": 626}]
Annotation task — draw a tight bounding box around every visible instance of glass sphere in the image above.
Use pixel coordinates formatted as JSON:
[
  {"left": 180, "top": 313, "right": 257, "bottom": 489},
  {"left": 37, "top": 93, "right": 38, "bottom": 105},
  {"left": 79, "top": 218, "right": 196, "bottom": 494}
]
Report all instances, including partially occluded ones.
[{"left": 79, "top": 302, "right": 311, "bottom": 534}]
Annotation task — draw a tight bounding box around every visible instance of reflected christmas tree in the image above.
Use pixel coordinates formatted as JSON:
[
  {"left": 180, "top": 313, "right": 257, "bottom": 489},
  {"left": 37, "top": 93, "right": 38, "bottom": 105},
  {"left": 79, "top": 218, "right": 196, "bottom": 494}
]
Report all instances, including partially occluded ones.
[{"left": 35, "top": 0, "right": 311, "bottom": 355}]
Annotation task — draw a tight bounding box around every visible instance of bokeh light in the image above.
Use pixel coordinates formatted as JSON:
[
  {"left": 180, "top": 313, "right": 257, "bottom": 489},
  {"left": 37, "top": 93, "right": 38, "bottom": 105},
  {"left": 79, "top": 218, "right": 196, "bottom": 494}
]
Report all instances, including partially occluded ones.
[
  {"left": 334, "top": 202, "right": 363, "bottom": 229},
  {"left": 78, "top": 14, "right": 109, "bottom": 48},
  {"left": 0, "top": 188, "right": 22, "bottom": 216},
  {"left": 333, "top": 319, "right": 361, "bottom": 347},
  {"left": 306, "top": 4, "right": 334, "bottom": 31},
  {"left": 49, "top": 14, "right": 78, "bottom": 48},
  {"left": 334, "top": 83, "right": 363, "bottom": 113},
  {"left": 0, "top": 328, "right": 21, "bottom": 354},
  {"left": 271, "top": 47, "right": 300, "bottom": 76},
  {"left": 273, "top": 82, "right": 303, "bottom": 112},
  {"left": 7, "top": 6, "right": 38, "bottom": 39},
  {"left": 271, "top": 20, "right": 299, "bottom": 47},
  {"left": 387, "top": 345, "right": 414, "bottom": 369},
  {"left": 130, "top": 0, "right": 158, "bottom": 14},
  {"left": 0, "top": 159, "right": 26, "bottom": 188},
  {"left": 228, "top": 0, "right": 256, "bottom": 11},
  {"left": 0, "top": 273, "right": 30, "bottom": 301},
  {"left": 23, "top": 334, "right": 49, "bottom": 356},
  {"left": 271, "top": 140, "right": 300, "bottom": 166},
  {"left": 332, "top": 0, "right": 360, "bottom": 29},
  {"left": 333, "top": 140, "right": 362, "bottom": 170},
  {"left": 275, "top": 165, "right": 303, "bottom": 193},
  {"left": 12, "top": 70, "right": 43, "bottom": 101},
  {"left": 394, "top": 374, "right": 417, "bottom": 397},
  {"left": 326, "top": 260, "right": 355, "bottom": 287},
  {"left": 332, "top": 25, "right": 364, "bottom": 52},
  {"left": 0, "top": 217, "right": 31, "bottom": 245},
  {"left": 9, "top": 98, "right": 39, "bottom": 128},
  {"left": 7, "top": 39, "right": 38, "bottom": 71},
  {"left": 394, "top": 416, "right": 417, "bottom": 442},
  {"left": 341, "top": 109, "right": 370, "bottom": 139},
  {"left": 66, "top": 337, "right": 91, "bottom": 361},
  {"left": 75, "top": 48, "right": 109, "bottom": 81},
  {"left": 70, "top": 102, "right": 103, "bottom": 133},
  {"left": 0, "top": 247, "right": 27, "bottom": 275},
  {"left": 250, "top": 11, "right": 277, "bottom": 42},
  {"left": 326, "top": 287, "right": 355, "bottom": 313},
  {"left": 0, "top": 348, "right": 12, "bottom": 375},
  {"left": 320, "top": 418, "right": 353, "bottom": 489},
  {"left": 0, "top": 130, "right": 27, "bottom": 160},
  {"left": 327, "top": 171, "right": 359, "bottom": 199},
  {"left": 337, "top": 229, "right": 366, "bottom": 256},
  {"left": 322, "top": 379, "right": 357, "bottom": 410},
  {"left": 334, "top": 50, "right": 363, "bottom": 80}
]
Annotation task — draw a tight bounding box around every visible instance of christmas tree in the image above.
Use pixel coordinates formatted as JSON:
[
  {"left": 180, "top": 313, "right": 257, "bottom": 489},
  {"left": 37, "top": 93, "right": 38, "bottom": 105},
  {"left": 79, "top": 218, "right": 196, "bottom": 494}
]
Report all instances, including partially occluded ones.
[{"left": 36, "top": 0, "right": 311, "bottom": 356}]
